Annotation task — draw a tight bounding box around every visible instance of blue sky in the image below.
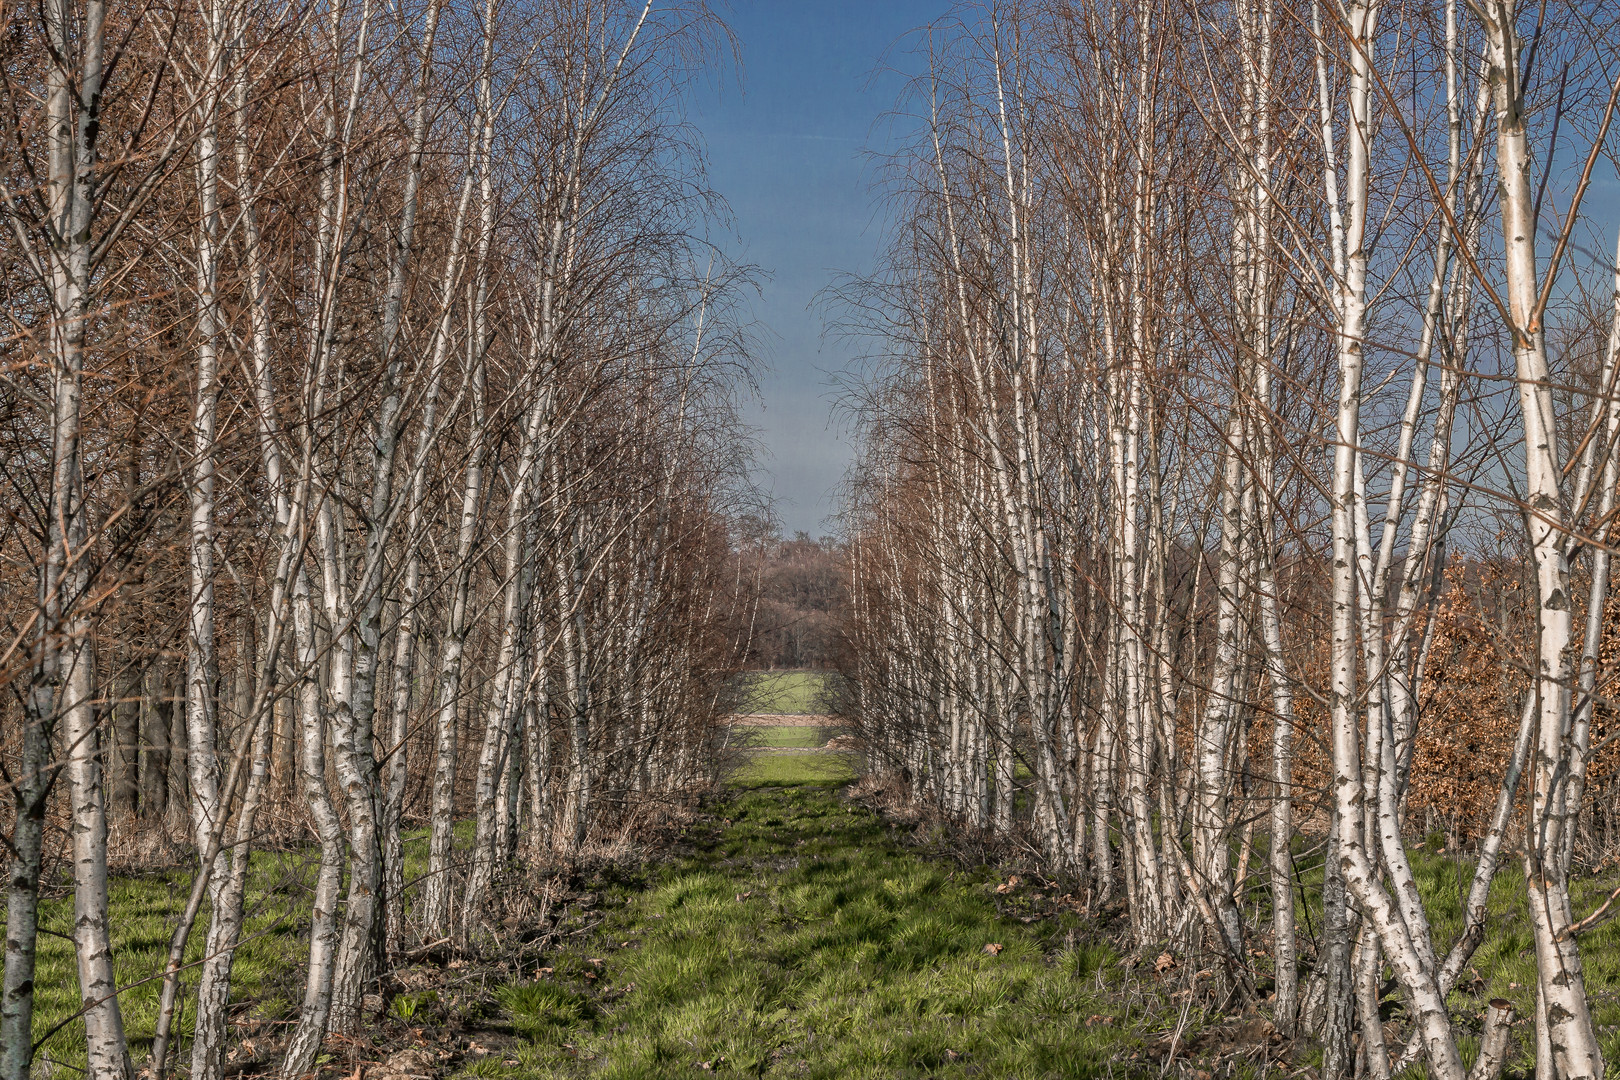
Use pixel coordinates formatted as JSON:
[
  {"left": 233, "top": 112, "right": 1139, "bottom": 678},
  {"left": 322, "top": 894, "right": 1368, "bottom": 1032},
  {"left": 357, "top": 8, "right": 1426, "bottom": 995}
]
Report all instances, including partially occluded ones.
[
  {"left": 693, "top": 1, "right": 942, "bottom": 538},
  {"left": 693, "top": 4, "right": 1620, "bottom": 541}
]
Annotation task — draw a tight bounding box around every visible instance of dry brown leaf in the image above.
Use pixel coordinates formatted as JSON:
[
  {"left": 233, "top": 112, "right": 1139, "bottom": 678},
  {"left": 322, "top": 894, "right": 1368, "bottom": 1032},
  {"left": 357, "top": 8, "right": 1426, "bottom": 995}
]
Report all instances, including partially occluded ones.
[
  {"left": 1154, "top": 951, "right": 1176, "bottom": 974},
  {"left": 983, "top": 943, "right": 1004, "bottom": 955}
]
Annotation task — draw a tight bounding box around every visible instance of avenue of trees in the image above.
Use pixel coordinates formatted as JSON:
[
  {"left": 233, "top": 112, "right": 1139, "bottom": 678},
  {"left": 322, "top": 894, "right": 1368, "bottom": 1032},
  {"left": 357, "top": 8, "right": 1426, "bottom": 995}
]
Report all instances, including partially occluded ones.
[
  {"left": 0, "top": 1, "right": 761, "bottom": 1078},
  {"left": 837, "top": 1, "right": 1620, "bottom": 1078}
]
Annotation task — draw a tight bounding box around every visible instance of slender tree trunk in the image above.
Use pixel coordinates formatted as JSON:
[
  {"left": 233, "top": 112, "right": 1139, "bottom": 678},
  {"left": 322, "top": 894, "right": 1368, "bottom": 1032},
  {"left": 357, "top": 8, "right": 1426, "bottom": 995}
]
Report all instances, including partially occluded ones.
[
  {"left": 1478, "top": 5, "right": 1605, "bottom": 1074},
  {"left": 184, "top": 5, "right": 231, "bottom": 1067},
  {"left": 141, "top": 663, "right": 172, "bottom": 820}
]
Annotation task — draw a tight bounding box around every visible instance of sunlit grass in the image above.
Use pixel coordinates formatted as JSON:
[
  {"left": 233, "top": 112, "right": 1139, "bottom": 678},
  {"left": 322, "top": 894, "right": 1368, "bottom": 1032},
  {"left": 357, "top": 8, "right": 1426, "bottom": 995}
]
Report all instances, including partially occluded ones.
[
  {"left": 20, "top": 821, "right": 462, "bottom": 1074},
  {"left": 744, "top": 725, "right": 827, "bottom": 748},
  {"left": 729, "top": 754, "right": 854, "bottom": 787},
  {"left": 27, "top": 766, "right": 1620, "bottom": 1080},
  {"left": 741, "top": 671, "right": 827, "bottom": 715},
  {"left": 29, "top": 848, "right": 313, "bottom": 1074},
  {"left": 1404, "top": 847, "right": 1620, "bottom": 1072},
  {"left": 1240, "top": 832, "right": 1620, "bottom": 1076},
  {"left": 480, "top": 786, "right": 1142, "bottom": 1079}
]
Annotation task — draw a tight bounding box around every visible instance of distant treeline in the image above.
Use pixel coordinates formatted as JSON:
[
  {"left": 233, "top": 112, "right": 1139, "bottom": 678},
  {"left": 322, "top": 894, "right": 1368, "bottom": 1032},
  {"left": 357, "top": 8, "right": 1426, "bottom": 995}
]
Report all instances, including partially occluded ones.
[{"left": 742, "top": 532, "right": 844, "bottom": 670}]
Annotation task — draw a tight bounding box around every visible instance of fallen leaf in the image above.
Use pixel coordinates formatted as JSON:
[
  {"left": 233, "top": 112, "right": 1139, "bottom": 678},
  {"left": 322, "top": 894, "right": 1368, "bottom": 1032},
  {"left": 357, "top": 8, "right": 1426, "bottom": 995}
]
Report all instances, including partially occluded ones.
[
  {"left": 1155, "top": 951, "right": 1176, "bottom": 974},
  {"left": 983, "top": 943, "right": 1005, "bottom": 955},
  {"left": 994, "top": 875, "right": 1022, "bottom": 895},
  {"left": 587, "top": 958, "right": 605, "bottom": 967},
  {"left": 735, "top": 891, "right": 752, "bottom": 902},
  {"left": 467, "top": 1042, "right": 490, "bottom": 1056}
]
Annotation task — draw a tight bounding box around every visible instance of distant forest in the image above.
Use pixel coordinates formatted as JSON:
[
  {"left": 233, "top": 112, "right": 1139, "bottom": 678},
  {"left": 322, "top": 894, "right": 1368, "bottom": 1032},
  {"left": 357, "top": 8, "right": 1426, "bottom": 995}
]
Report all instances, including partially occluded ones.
[{"left": 744, "top": 533, "right": 844, "bottom": 670}]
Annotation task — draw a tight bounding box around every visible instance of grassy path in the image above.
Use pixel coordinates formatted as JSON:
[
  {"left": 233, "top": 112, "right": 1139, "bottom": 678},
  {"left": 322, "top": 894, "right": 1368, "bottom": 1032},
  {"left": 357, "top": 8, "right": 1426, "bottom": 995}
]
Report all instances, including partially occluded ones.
[
  {"left": 726, "top": 705, "right": 855, "bottom": 785},
  {"left": 473, "top": 782, "right": 1147, "bottom": 1080}
]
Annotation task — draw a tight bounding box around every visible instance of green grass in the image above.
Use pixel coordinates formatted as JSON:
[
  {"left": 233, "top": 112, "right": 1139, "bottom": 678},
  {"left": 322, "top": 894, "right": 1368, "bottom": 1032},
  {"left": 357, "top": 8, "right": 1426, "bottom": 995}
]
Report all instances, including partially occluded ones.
[
  {"left": 19, "top": 820, "right": 464, "bottom": 1075},
  {"left": 745, "top": 725, "right": 827, "bottom": 748},
  {"left": 27, "top": 847, "right": 314, "bottom": 1074},
  {"left": 27, "top": 768, "right": 1620, "bottom": 1080},
  {"left": 1399, "top": 847, "right": 1620, "bottom": 1072},
  {"left": 742, "top": 672, "right": 827, "bottom": 715},
  {"left": 475, "top": 784, "right": 1146, "bottom": 1079},
  {"left": 729, "top": 754, "right": 855, "bottom": 787},
  {"left": 1235, "top": 834, "right": 1620, "bottom": 1076}
]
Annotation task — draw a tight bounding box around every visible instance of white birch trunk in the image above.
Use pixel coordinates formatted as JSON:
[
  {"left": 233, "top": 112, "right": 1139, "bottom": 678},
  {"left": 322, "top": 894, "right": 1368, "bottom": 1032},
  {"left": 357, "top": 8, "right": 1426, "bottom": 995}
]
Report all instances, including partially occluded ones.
[{"left": 1478, "top": 5, "right": 1604, "bottom": 1074}]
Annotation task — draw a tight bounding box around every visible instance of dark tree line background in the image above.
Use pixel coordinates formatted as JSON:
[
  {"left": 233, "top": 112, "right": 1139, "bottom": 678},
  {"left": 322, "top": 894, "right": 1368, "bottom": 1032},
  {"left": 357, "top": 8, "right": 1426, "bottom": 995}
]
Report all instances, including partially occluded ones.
[{"left": 743, "top": 531, "right": 844, "bottom": 670}]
